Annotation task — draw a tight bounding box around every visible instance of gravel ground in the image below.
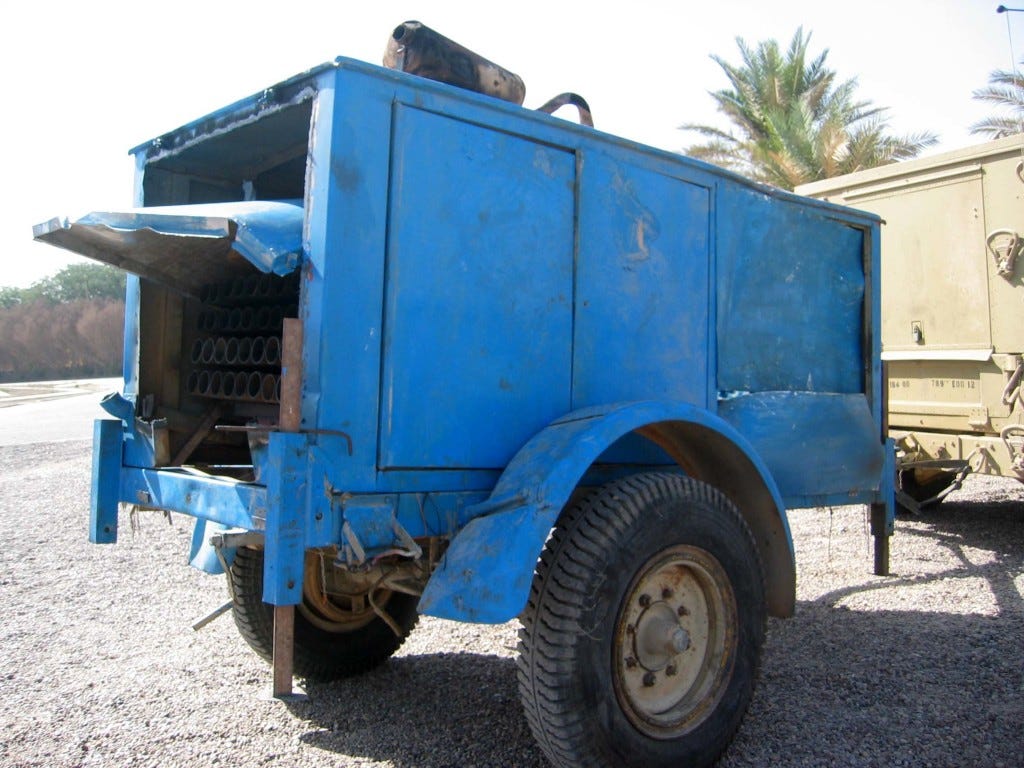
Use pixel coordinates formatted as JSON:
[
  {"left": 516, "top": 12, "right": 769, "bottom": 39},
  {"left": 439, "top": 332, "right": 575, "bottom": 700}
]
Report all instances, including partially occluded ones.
[{"left": 1, "top": 440, "right": 1022, "bottom": 767}]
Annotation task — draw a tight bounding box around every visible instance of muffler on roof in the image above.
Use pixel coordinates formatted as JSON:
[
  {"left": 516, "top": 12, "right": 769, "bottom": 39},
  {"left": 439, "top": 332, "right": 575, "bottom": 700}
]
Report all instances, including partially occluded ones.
[
  {"left": 383, "top": 21, "right": 593, "bottom": 127},
  {"left": 384, "top": 21, "right": 527, "bottom": 105}
]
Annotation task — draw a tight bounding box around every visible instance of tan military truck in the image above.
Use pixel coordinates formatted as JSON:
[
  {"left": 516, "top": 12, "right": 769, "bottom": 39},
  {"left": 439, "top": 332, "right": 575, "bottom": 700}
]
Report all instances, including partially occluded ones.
[{"left": 797, "top": 134, "right": 1024, "bottom": 511}]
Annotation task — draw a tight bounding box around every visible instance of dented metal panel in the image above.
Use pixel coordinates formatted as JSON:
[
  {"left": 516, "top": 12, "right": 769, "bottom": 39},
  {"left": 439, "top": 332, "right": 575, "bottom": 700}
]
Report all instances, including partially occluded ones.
[
  {"left": 38, "top": 52, "right": 890, "bottom": 630},
  {"left": 32, "top": 200, "right": 304, "bottom": 296}
]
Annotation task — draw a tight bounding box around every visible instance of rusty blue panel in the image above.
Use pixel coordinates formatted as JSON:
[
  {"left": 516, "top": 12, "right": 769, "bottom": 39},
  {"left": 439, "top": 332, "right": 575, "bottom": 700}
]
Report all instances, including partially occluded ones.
[
  {"left": 262, "top": 433, "right": 307, "bottom": 605},
  {"left": 122, "top": 276, "right": 140, "bottom": 395},
  {"left": 717, "top": 392, "right": 884, "bottom": 502},
  {"left": 378, "top": 105, "right": 575, "bottom": 469},
  {"left": 90, "top": 419, "right": 122, "bottom": 544},
  {"left": 574, "top": 158, "right": 711, "bottom": 410},
  {"left": 419, "top": 400, "right": 789, "bottom": 623},
  {"left": 298, "top": 74, "right": 393, "bottom": 488},
  {"left": 119, "top": 468, "right": 266, "bottom": 529},
  {"left": 716, "top": 185, "right": 865, "bottom": 395},
  {"left": 31, "top": 200, "right": 304, "bottom": 296}
]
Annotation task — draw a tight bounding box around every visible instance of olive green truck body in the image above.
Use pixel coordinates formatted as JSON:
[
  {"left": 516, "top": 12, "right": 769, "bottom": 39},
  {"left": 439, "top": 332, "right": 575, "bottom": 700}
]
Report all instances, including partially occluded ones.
[{"left": 798, "top": 135, "right": 1024, "bottom": 507}]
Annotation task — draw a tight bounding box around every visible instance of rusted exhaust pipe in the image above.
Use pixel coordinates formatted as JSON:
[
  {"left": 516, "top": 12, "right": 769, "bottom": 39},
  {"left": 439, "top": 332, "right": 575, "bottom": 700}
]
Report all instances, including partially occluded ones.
[
  {"left": 536, "top": 92, "right": 594, "bottom": 127},
  {"left": 384, "top": 21, "right": 526, "bottom": 105}
]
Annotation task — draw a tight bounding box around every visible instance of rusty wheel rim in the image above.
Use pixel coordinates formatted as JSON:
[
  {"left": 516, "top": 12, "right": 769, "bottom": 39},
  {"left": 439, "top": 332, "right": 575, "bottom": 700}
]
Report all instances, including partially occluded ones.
[
  {"left": 613, "top": 545, "right": 737, "bottom": 738},
  {"left": 298, "top": 552, "right": 392, "bottom": 633}
]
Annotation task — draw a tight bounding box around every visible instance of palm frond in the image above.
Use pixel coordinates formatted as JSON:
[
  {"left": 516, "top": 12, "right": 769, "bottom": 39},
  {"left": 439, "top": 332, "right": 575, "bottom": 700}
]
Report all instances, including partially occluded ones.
[{"left": 680, "top": 28, "right": 936, "bottom": 189}]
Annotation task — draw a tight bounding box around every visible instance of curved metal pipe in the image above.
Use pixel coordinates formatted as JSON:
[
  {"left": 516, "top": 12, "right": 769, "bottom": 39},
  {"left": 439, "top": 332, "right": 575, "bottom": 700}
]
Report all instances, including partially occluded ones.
[{"left": 536, "top": 92, "right": 594, "bottom": 127}]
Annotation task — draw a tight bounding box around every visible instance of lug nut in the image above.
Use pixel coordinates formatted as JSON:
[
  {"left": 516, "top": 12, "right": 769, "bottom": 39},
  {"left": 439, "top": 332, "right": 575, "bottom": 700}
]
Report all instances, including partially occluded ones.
[
  {"left": 625, "top": 657, "right": 638, "bottom": 669},
  {"left": 642, "top": 672, "right": 656, "bottom": 687},
  {"left": 639, "top": 594, "right": 651, "bottom": 608},
  {"left": 666, "top": 664, "right": 677, "bottom": 676},
  {"left": 662, "top": 588, "right": 673, "bottom": 599},
  {"left": 626, "top": 624, "right": 635, "bottom": 635},
  {"left": 677, "top": 605, "right": 689, "bottom": 616}
]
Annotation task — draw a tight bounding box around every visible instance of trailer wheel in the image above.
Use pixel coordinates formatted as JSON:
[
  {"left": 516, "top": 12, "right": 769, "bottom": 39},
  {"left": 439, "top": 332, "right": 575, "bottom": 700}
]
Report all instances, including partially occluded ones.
[
  {"left": 228, "top": 547, "right": 419, "bottom": 681},
  {"left": 517, "top": 473, "right": 765, "bottom": 768}
]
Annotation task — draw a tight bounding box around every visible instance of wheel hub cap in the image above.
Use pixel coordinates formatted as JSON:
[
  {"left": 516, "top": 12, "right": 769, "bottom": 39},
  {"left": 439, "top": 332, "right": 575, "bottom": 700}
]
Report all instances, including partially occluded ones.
[{"left": 613, "top": 545, "right": 738, "bottom": 738}]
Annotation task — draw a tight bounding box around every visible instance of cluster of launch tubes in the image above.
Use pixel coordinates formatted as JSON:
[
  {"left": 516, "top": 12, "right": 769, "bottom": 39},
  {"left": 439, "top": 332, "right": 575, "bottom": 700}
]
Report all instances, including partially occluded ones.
[{"left": 187, "top": 272, "right": 299, "bottom": 404}]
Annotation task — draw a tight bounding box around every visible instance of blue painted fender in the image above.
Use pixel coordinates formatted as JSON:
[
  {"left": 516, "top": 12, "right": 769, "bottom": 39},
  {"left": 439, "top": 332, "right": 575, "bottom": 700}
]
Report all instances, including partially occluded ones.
[{"left": 419, "top": 400, "right": 795, "bottom": 624}]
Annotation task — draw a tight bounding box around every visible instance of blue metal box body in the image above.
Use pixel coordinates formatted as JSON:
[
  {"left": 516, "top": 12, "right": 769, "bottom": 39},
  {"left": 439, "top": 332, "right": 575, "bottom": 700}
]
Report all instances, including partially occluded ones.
[{"left": 46, "top": 56, "right": 890, "bottom": 623}]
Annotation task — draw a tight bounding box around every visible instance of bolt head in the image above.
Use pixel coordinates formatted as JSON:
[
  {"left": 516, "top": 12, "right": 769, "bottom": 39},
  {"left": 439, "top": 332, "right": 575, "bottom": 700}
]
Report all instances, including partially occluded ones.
[
  {"left": 626, "top": 623, "right": 635, "bottom": 635},
  {"left": 666, "top": 664, "right": 677, "bottom": 677},
  {"left": 670, "top": 627, "right": 690, "bottom": 654},
  {"left": 677, "top": 605, "right": 689, "bottom": 617},
  {"left": 661, "top": 587, "right": 673, "bottom": 599},
  {"left": 625, "top": 657, "right": 638, "bottom": 669},
  {"left": 639, "top": 594, "right": 651, "bottom": 608},
  {"left": 642, "top": 672, "right": 656, "bottom": 687}
]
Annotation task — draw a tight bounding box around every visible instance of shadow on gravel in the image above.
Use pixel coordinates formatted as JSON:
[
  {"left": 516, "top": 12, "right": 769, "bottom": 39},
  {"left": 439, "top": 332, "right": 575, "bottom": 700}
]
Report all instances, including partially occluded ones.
[
  {"left": 288, "top": 652, "right": 547, "bottom": 768},
  {"left": 722, "top": 497, "right": 1024, "bottom": 767},
  {"left": 280, "top": 498, "right": 1024, "bottom": 768},
  {"left": 823, "top": 495, "right": 1024, "bottom": 615},
  {"left": 725, "top": 604, "right": 1024, "bottom": 766}
]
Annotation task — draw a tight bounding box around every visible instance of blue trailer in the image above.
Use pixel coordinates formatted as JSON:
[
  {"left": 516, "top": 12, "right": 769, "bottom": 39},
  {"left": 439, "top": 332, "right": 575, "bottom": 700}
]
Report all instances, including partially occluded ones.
[{"left": 34, "top": 27, "right": 893, "bottom": 768}]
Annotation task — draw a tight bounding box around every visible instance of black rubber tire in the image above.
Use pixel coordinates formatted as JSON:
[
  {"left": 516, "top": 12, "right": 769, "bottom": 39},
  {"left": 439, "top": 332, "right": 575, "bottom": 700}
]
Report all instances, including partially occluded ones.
[
  {"left": 228, "top": 547, "right": 419, "bottom": 681},
  {"left": 517, "top": 473, "right": 766, "bottom": 768}
]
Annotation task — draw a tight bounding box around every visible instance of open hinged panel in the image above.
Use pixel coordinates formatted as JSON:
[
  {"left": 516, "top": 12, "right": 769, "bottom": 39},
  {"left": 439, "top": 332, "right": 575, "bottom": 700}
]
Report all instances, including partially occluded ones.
[{"left": 32, "top": 97, "right": 316, "bottom": 477}]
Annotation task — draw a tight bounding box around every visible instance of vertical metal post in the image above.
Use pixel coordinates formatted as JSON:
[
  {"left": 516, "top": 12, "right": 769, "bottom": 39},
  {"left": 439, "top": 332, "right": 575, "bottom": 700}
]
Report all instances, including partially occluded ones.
[
  {"left": 279, "top": 318, "right": 303, "bottom": 433},
  {"left": 870, "top": 502, "right": 891, "bottom": 576},
  {"left": 272, "top": 605, "right": 295, "bottom": 698},
  {"left": 871, "top": 439, "right": 897, "bottom": 577},
  {"left": 271, "top": 317, "right": 303, "bottom": 699},
  {"left": 90, "top": 419, "right": 122, "bottom": 544}
]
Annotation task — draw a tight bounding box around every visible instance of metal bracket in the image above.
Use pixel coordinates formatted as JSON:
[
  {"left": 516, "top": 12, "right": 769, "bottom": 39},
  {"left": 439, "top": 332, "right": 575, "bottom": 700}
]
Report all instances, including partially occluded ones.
[
  {"left": 209, "top": 529, "right": 265, "bottom": 549},
  {"left": 1000, "top": 424, "right": 1024, "bottom": 479},
  {"left": 896, "top": 459, "right": 972, "bottom": 514},
  {"left": 337, "top": 498, "right": 423, "bottom": 567},
  {"left": 986, "top": 228, "right": 1021, "bottom": 278}
]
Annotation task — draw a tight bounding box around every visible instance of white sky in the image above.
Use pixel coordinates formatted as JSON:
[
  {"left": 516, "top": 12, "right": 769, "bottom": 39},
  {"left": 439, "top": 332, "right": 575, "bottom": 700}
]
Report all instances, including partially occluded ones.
[{"left": 5, "top": 0, "right": 1020, "bottom": 288}]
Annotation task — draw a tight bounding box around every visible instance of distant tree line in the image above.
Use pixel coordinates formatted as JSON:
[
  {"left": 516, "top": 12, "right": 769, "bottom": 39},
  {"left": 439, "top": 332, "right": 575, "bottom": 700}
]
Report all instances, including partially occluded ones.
[{"left": 0, "top": 263, "right": 125, "bottom": 382}]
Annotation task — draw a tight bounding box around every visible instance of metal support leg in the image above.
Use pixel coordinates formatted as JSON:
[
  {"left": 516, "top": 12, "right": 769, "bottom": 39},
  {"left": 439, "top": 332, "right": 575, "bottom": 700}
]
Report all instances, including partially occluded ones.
[
  {"left": 90, "top": 419, "right": 122, "bottom": 544},
  {"left": 272, "top": 605, "right": 295, "bottom": 698},
  {"left": 265, "top": 318, "right": 306, "bottom": 701},
  {"left": 870, "top": 502, "right": 891, "bottom": 576}
]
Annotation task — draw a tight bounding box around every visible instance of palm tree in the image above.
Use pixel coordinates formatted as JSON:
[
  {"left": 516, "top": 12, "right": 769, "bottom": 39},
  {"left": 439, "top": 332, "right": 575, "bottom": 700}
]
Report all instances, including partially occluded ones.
[
  {"left": 970, "top": 58, "right": 1024, "bottom": 139},
  {"left": 681, "top": 29, "right": 937, "bottom": 190}
]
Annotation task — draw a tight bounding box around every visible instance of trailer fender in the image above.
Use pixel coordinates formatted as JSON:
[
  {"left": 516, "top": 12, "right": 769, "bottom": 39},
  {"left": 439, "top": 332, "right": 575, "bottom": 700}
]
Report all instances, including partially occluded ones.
[{"left": 419, "top": 400, "right": 793, "bottom": 624}]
